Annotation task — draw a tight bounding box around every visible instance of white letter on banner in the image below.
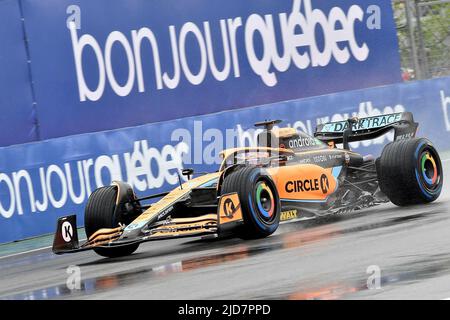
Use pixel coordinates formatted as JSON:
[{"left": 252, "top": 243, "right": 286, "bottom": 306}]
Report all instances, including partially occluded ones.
[
  {"left": 179, "top": 22, "right": 208, "bottom": 85},
  {"left": 171, "top": 127, "right": 192, "bottom": 165},
  {"left": 82, "top": 159, "right": 94, "bottom": 196},
  {"left": 245, "top": 14, "right": 277, "bottom": 87},
  {"left": 204, "top": 20, "right": 231, "bottom": 82},
  {"left": 441, "top": 90, "right": 450, "bottom": 131},
  {"left": 280, "top": 1, "right": 310, "bottom": 70},
  {"left": 162, "top": 26, "right": 181, "bottom": 89},
  {"left": 347, "top": 5, "right": 369, "bottom": 61},
  {"left": 46, "top": 165, "right": 68, "bottom": 209},
  {"left": 303, "top": 0, "right": 333, "bottom": 67},
  {"left": 329, "top": 7, "right": 351, "bottom": 64},
  {"left": 65, "top": 162, "right": 86, "bottom": 205},
  {"left": 105, "top": 31, "right": 136, "bottom": 97},
  {"left": 69, "top": 22, "right": 106, "bottom": 102},
  {"left": 94, "top": 155, "right": 123, "bottom": 188},
  {"left": 132, "top": 28, "right": 164, "bottom": 91},
  {"left": 0, "top": 173, "right": 15, "bottom": 219},
  {"left": 142, "top": 141, "right": 165, "bottom": 189},
  {"left": 12, "top": 170, "right": 36, "bottom": 215},
  {"left": 124, "top": 141, "right": 148, "bottom": 191},
  {"left": 227, "top": 17, "right": 243, "bottom": 78},
  {"left": 35, "top": 168, "right": 49, "bottom": 212}
]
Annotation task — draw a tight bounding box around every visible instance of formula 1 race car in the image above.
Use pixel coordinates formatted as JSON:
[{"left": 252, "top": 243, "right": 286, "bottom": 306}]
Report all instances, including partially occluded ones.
[{"left": 53, "top": 112, "right": 443, "bottom": 257}]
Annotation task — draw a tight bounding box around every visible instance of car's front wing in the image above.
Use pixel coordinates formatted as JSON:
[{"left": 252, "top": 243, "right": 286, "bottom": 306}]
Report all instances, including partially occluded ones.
[{"left": 52, "top": 192, "right": 243, "bottom": 255}]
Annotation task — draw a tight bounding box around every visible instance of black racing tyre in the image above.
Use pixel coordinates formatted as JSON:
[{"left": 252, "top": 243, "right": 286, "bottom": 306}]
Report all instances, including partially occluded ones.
[
  {"left": 85, "top": 186, "right": 139, "bottom": 258},
  {"left": 377, "top": 138, "right": 443, "bottom": 206},
  {"left": 221, "top": 167, "right": 281, "bottom": 239}
]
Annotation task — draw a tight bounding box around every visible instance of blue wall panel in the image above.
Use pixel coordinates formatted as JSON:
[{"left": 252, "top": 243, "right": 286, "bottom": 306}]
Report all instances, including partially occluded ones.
[
  {"left": 0, "top": 76, "right": 449, "bottom": 243},
  {"left": 21, "top": 0, "right": 401, "bottom": 140},
  {"left": 0, "top": 0, "right": 36, "bottom": 146}
]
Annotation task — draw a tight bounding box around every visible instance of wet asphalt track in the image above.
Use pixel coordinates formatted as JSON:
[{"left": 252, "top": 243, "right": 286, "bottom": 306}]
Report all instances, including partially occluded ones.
[{"left": 0, "top": 160, "right": 450, "bottom": 300}]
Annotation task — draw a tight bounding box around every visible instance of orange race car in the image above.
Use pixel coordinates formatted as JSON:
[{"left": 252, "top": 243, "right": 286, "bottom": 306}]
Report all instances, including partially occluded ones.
[{"left": 53, "top": 113, "right": 443, "bottom": 258}]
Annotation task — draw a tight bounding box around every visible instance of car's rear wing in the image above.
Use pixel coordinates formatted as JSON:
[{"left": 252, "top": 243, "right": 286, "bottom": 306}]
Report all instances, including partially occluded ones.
[{"left": 314, "top": 112, "right": 418, "bottom": 145}]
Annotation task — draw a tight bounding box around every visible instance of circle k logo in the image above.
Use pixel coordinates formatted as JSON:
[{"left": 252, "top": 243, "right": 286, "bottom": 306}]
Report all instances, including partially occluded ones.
[
  {"left": 61, "top": 221, "right": 74, "bottom": 243},
  {"left": 223, "top": 198, "right": 237, "bottom": 218},
  {"left": 320, "top": 174, "right": 330, "bottom": 194}
]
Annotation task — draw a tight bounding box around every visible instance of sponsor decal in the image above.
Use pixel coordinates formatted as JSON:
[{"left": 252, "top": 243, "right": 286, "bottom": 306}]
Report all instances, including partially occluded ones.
[
  {"left": 281, "top": 209, "right": 298, "bottom": 221},
  {"left": 61, "top": 221, "right": 73, "bottom": 242},
  {"left": 287, "top": 137, "right": 317, "bottom": 149},
  {"left": 315, "top": 101, "right": 405, "bottom": 149},
  {"left": 125, "top": 220, "right": 148, "bottom": 231},
  {"left": 223, "top": 197, "right": 237, "bottom": 218},
  {"left": 321, "top": 113, "right": 402, "bottom": 133},
  {"left": 285, "top": 175, "right": 330, "bottom": 195},
  {"left": 298, "top": 153, "right": 343, "bottom": 165},
  {"left": 320, "top": 174, "right": 330, "bottom": 194},
  {"left": 312, "top": 155, "right": 327, "bottom": 163},
  {"left": 344, "top": 153, "right": 351, "bottom": 165},
  {"left": 328, "top": 154, "right": 343, "bottom": 160},
  {"left": 157, "top": 206, "right": 174, "bottom": 221},
  {"left": 298, "top": 158, "right": 312, "bottom": 165},
  {"left": 219, "top": 193, "right": 243, "bottom": 224},
  {"left": 285, "top": 178, "right": 320, "bottom": 194},
  {"left": 396, "top": 132, "right": 415, "bottom": 140}
]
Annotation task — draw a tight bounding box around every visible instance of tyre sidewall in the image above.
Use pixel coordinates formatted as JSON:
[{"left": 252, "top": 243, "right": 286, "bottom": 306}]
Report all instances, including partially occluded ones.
[
  {"left": 85, "top": 186, "right": 139, "bottom": 258},
  {"left": 243, "top": 169, "right": 280, "bottom": 235},
  {"left": 412, "top": 139, "right": 443, "bottom": 202},
  {"left": 378, "top": 138, "right": 443, "bottom": 206},
  {"left": 221, "top": 167, "right": 281, "bottom": 238}
]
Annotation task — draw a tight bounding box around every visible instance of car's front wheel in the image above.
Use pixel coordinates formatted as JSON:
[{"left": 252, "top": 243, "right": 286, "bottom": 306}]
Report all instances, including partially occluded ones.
[
  {"left": 85, "top": 186, "right": 139, "bottom": 258},
  {"left": 221, "top": 167, "right": 281, "bottom": 239}
]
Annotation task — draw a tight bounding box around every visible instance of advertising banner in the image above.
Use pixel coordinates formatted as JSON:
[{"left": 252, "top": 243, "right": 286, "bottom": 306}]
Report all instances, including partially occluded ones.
[
  {"left": 0, "top": 76, "right": 449, "bottom": 243},
  {"left": 21, "top": 0, "right": 401, "bottom": 140},
  {"left": 0, "top": 0, "right": 37, "bottom": 146}
]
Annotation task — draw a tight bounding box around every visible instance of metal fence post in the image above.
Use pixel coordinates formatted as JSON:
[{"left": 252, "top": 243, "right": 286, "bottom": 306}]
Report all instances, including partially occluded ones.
[
  {"left": 414, "top": 0, "right": 430, "bottom": 78},
  {"left": 405, "top": 0, "right": 422, "bottom": 79}
]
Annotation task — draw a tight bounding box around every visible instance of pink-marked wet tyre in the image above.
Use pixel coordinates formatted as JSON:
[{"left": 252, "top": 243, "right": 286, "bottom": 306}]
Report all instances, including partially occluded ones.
[
  {"left": 221, "top": 167, "right": 281, "bottom": 239},
  {"left": 377, "top": 138, "right": 443, "bottom": 206}
]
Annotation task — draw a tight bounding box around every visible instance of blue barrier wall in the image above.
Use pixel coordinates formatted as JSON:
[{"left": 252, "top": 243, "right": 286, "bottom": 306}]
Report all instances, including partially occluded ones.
[
  {"left": 0, "top": 0, "right": 37, "bottom": 145},
  {"left": 0, "top": 0, "right": 401, "bottom": 146},
  {"left": 0, "top": 76, "right": 449, "bottom": 243}
]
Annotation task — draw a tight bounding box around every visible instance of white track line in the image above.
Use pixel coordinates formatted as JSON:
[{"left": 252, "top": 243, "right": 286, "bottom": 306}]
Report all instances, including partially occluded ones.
[
  {"left": 0, "top": 246, "right": 52, "bottom": 260},
  {"left": 0, "top": 238, "right": 87, "bottom": 260}
]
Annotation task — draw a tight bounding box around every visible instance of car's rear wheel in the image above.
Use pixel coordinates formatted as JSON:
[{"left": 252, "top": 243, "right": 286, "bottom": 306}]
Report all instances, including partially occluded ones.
[
  {"left": 377, "top": 138, "right": 443, "bottom": 206},
  {"left": 85, "top": 186, "right": 139, "bottom": 258},
  {"left": 221, "top": 167, "right": 281, "bottom": 239}
]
